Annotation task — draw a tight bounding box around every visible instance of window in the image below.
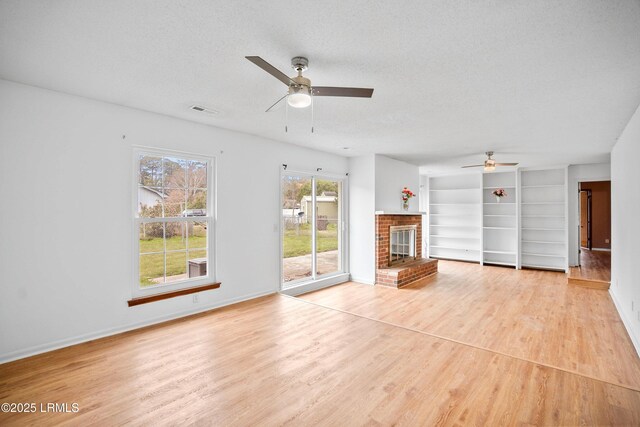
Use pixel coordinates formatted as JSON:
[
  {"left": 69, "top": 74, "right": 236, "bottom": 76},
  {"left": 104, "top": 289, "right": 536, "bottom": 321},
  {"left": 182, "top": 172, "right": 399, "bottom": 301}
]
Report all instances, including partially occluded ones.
[{"left": 134, "top": 148, "right": 214, "bottom": 296}]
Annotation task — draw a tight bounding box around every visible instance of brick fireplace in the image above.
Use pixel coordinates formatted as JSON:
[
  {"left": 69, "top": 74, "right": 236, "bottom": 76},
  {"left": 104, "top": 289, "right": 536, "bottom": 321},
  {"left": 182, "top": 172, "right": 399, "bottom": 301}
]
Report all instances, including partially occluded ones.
[{"left": 375, "top": 213, "right": 438, "bottom": 288}]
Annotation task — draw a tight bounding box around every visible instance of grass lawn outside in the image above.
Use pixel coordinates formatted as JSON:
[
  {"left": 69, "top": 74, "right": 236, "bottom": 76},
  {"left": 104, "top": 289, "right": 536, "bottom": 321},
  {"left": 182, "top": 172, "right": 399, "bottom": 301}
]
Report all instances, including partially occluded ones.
[
  {"left": 139, "top": 232, "right": 207, "bottom": 286},
  {"left": 140, "top": 223, "right": 335, "bottom": 284},
  {"left": 283, "top": 223, "right": 338, "bottom": 258}
]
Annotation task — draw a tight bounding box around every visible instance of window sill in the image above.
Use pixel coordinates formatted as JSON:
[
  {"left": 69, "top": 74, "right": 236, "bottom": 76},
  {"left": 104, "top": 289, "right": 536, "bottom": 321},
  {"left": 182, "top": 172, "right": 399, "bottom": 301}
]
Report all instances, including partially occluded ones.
[
  {"left": 280, "top": 273, "right": 350, "bottom": 296},
  {"left": 127, "top": 282, "right": 221, "bottom": 307}
]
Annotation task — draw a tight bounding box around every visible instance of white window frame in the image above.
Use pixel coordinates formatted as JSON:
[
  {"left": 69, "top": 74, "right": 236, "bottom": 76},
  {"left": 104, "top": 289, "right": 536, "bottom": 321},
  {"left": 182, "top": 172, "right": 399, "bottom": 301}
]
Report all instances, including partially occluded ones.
[{"left": 132, "top": 146, "right": 216, "bottom": 298}]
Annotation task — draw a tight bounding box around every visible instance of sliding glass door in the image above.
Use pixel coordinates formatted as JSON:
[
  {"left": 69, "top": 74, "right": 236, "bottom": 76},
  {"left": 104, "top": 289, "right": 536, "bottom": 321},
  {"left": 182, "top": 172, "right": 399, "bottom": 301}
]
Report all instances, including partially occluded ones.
[{"left": 281, "top": 173, "right": 345, "bottom": 289}]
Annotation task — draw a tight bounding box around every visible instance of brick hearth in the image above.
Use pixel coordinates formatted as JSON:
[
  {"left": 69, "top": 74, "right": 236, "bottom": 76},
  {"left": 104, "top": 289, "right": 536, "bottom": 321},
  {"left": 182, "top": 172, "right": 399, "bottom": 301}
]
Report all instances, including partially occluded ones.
[{"left": 375, "top": 213, "right": 438, "bottom": 288}]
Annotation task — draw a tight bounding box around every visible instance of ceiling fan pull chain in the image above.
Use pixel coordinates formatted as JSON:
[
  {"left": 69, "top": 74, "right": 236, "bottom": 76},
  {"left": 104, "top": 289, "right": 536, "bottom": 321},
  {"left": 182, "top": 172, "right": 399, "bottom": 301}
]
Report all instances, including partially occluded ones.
[{"left": 285, "top": 98, "right": 289, "bottom": 133}]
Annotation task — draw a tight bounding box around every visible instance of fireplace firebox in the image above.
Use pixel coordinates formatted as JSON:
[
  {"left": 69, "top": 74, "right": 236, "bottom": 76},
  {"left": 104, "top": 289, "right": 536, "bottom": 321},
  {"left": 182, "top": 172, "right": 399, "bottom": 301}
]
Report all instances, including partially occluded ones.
[{"left": 389, "top": 225, "right": 417, "bottom": 265}]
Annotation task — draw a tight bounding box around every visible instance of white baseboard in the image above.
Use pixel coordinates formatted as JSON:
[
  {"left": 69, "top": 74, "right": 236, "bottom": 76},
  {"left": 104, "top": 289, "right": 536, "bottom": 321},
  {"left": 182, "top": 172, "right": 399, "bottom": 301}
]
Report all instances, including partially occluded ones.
[
  {"left": 349, "top": 275, "right": 375, "bottom": 285},
  {"left": 0, "top": 289, "right": 275, "bottom": 364},
  {"left": 281, "top": 273, "right": 350, "bottom": 296},
  {"left": 609, "top": 288, "right": 640, "bottom": 358}
]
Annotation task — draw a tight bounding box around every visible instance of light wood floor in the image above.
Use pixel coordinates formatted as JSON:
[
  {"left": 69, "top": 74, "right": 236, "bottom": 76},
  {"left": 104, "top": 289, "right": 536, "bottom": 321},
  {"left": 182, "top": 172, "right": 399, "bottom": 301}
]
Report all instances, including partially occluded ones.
[
  {"left": 301, "top": 260, "right": 640, "bottom": 391},
  {"left": 568, "top": 249, "right": 611, "bottom": 288},
  {"left": 1, "top": 261, "right": 639, "bottom": 425}
]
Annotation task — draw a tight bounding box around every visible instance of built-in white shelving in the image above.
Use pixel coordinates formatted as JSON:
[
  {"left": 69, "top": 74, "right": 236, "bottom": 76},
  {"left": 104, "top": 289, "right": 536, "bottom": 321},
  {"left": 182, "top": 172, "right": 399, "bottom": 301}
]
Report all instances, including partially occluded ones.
[
  {"left": 428, "top": 174, "right": 481, "bottom": 263},
  {"left": 426, "top": 168, "right": 568, "bottom": 272},
  {"left": 519, "top": 168, "right": 568, "bottom": 272},
  {"left": 482, "top": 171, "right": 517, "bottom": 267}
]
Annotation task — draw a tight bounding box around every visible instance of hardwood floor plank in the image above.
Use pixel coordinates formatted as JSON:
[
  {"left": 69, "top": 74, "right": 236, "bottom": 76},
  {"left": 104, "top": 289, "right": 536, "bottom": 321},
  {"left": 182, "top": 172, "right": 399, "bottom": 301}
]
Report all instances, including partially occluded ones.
[
  {"left": 1, "top": 282, "right": 639, "bottom": 425},
  {"left": 299, "top": 260, "right": 640, "bottom": 391},
  {"left": 568, "top": 249, "right": 611, "bottom": 286}
]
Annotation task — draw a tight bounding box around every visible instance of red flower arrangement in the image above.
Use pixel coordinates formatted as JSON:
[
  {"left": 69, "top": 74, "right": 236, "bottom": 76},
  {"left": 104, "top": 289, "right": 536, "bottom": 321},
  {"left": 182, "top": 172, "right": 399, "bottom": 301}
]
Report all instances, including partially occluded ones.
[
  {"left": 492, "top": 188, "right": 507, "bottom": 197},
  {"left": 402, "top": 187, "right": 415, "bottom": 202},
  {"left": 402, "top": 187, "right": 415, "bottom": 210}
]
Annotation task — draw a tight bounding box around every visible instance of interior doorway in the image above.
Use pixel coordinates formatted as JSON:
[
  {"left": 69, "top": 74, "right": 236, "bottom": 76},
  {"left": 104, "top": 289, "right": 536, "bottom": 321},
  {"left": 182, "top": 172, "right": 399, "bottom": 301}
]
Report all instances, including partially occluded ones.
[
  {"left": 579, "top": 189, "right": 592, "bottom": 250},
  {"left": 578, "top": 181, "right": 610, "bottom": 256},
  {"left": 570, "top": 181, "right": 611, "bottom": 288}
]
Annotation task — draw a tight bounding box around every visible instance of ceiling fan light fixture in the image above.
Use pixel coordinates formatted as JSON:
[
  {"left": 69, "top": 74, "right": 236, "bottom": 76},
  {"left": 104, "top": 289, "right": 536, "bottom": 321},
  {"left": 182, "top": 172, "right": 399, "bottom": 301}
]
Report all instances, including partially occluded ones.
[
  {"left": 484, "top": 159, "right": 496, "bottom": 172},
  {"left": 287, "top": 84, "right": 312, "bottom": 108},
  {"left": 287, "top": 92, "right": 311, "bottom": 108}
]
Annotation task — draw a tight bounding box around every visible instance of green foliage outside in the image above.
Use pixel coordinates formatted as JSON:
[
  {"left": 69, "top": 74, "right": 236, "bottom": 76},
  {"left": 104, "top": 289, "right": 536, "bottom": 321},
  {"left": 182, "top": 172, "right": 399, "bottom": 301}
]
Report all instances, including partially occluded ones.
[
  {"left": 139, "top": 226, "right": 207, "bottom": 286},
  {"left": 296, "top": 180, "right": 339, "bottom": 202},
  {"left": 283, "top": 223, "right": 338, "bottom": 258},
  {"left": 281, "top": 177, "right": 339, "bottom": 208}
]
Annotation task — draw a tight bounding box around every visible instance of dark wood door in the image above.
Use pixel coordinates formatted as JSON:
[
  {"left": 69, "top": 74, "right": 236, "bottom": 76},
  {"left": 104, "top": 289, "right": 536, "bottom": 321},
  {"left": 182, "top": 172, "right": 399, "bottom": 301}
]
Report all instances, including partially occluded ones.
[{"left": 580, "top": 190, "right": 592, "bottom": 250}]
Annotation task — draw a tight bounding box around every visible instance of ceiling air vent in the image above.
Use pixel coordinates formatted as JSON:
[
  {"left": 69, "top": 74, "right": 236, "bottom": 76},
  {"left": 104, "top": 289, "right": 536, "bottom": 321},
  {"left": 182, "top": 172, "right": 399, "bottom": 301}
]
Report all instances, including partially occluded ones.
[{"left": 190, "top": 105, "right": 219, "bottom": 115}]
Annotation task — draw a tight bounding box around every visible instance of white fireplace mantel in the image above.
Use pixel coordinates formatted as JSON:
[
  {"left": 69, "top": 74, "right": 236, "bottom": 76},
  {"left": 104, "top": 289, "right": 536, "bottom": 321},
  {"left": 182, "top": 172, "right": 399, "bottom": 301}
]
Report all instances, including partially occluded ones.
[{"left": 374, "top": 211, "right": 427, "bottom": 215}]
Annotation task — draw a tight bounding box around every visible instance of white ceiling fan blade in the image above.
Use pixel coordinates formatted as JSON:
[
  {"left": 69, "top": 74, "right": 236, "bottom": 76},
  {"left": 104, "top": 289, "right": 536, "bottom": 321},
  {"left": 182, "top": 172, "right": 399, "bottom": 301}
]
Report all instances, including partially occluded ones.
[
  {"left": 461, "top": 164, "right": 485, "bottom": 168},
  {"left": 495, "top": 162, "right": 519, "bottom": 166}
]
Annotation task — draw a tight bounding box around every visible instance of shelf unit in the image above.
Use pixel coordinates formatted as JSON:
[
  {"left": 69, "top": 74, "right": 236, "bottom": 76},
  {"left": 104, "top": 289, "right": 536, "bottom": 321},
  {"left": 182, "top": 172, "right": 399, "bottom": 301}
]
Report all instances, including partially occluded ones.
[
  {"left": 519, "top": 168, "right": 568, "bottom": 272},
  {"left": 428, "top": 174, "right": 481, "bottom": 263},
  {"left": 426, "top": 168, "right": 568, "bottom": 273},
  {"left": 482, "top": 171, "right": 517, "bottom": 267}
]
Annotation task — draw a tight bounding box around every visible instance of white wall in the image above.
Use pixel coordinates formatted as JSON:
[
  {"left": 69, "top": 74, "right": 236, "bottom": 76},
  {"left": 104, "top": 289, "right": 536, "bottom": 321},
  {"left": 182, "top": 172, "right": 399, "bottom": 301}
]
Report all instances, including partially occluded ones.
[
  {"left": 348, "top": 155, "right": 376, "bottom": 284},
  {"left": 610, "top": 103, "right": 640, "bottom": 356},
  {"left": 420, "top": 174, "right": 429, "bottom": 256},
  {"left": 567, "top": 163, "right": 611, "bottom": 266},
  {"left": 374, "top": 155, "right": 420, "bottom": 212},
  {"left": 347, "top": 154, "right": 419, "bottom": 284},
  {"left": 0, "top": 80, "right": 348, "bottom": 362}
]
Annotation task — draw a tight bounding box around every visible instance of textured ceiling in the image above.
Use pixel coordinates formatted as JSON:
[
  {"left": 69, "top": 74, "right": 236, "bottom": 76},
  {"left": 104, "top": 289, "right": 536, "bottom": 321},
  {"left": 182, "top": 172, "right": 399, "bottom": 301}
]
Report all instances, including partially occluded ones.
[{"left": 1, "top": 0, "right": 639, "bottom": 171}]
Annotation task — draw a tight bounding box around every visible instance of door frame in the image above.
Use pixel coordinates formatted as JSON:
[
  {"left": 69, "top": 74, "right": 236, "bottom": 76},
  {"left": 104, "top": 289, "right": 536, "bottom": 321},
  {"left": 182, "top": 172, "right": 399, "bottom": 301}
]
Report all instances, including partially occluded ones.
[
  {"left": 573, "top": 177, "right": 610, "bottom": 267},
  {"left": 579, "top": 189, "right": 593, "bottom": 254},
  {"left": 278, "top": 167, "right": 350, "bottom": 294}
]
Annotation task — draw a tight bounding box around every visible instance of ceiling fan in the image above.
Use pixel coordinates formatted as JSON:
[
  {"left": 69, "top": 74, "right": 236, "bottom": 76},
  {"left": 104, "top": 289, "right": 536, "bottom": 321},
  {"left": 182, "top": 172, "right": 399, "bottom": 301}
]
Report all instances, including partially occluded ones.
[
  {"left": 245, "top": 56, "right": 374, "bottom": 112},
  {"left": 461, "top": 151, "right": 519, "bottom": 172}
]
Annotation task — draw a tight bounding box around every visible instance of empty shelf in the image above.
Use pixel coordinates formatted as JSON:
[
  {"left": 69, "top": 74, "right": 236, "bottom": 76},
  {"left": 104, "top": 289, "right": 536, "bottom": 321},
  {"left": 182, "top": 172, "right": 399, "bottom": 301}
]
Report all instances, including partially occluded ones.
[
  {"left": 429, "top": 235, "right": 480, "bottom": 239},
  {"left": 430, "top": 214, "right": 477, "bottom": 217},
  {"left": 522, "top": 252, "right": 566, "bottom": 258},
  {"left": 429, "top": 188, "right": 478, "bottom": 191},
  {"left": 521, "top": 227, "right": 564, "bottom": 231},
  {"left": 521, "top": 202, "right": 564, "bottom": 205},
  {"left": 430, "top": 203, "right": 481, "bottom": 206},
  {"left": 430, "top": 245, "right": 479, "bottom": 251},
  {"left": 430, "top": 224, "right": 479, "bottom": 228}
]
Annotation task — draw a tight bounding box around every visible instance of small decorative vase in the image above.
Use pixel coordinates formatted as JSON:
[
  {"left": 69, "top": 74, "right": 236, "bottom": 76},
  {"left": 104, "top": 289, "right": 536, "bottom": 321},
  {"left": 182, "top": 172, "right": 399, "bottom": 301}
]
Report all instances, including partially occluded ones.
[
  {"left": 402, "top": 201, "right": 409, "bottom": 211},
  {"left": 496, "top": 196, "right": 501, "bottom": 203}
]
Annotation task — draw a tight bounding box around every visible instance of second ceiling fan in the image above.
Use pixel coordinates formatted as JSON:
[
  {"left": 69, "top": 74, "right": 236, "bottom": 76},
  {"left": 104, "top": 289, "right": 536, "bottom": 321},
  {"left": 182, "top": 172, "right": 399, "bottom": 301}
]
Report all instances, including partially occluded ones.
[
  {"left": 462, "top": 151, "right": 519, "bottom": 172},
  {"left": 246, "top": 56, "right": 374, "bottom": 112}
]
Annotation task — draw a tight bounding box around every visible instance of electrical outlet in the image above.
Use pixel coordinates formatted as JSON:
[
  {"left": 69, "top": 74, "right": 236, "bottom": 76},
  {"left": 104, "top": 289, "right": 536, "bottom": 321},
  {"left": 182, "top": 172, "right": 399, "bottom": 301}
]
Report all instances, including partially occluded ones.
[{"left": 193, "top": 294, "right": 199, "bottom": 304}]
